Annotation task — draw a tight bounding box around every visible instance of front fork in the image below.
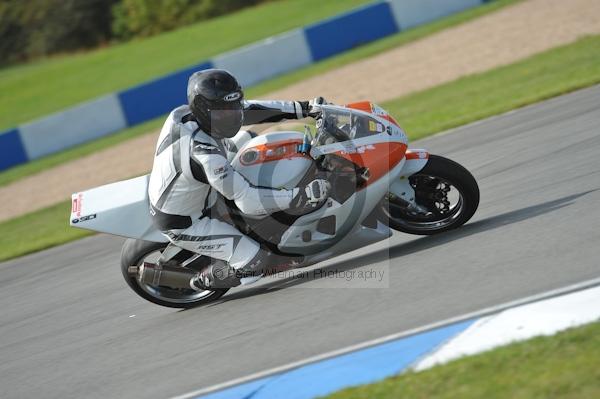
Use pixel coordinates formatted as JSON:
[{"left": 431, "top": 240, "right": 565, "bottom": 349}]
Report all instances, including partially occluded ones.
[{"left": 388, "top": 149, "right": 430, "bottom": 212}]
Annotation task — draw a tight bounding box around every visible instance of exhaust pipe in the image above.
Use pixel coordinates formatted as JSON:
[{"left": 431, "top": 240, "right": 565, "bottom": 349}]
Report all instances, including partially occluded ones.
[{"left": 132, "top": 262, "right": 197, "bottom": 290}]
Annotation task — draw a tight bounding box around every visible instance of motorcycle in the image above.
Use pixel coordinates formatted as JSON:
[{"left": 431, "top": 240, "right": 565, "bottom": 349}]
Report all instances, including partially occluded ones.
[{"left": 70, "top": 102, "right": 479, "bottom": 308}]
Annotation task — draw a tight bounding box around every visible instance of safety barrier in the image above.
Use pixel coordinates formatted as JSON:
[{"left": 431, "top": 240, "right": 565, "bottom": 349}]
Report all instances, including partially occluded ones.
[{"left": 0, "top": 0, "right": 486, "bottom": 171}]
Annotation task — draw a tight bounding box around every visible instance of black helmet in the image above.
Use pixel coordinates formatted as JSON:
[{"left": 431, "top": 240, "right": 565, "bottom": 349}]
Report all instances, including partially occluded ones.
[{"left": 187, "top": 69, "right": 244, "bottom": 138}]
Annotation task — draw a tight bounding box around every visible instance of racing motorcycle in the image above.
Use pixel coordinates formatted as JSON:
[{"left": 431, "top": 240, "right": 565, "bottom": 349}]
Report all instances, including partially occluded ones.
[{"left": 70, "top": 102, "right": 479, "bottom": 308}]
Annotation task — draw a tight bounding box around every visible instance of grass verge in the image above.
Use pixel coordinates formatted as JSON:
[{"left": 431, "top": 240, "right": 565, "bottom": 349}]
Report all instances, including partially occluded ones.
[
  {"left": 1, "top": 34, "right": 600, "bottom": 262},
  {"left": 0, "top": 0, "right": 370, "bottom": 130},
  {"left": 0, "top": 0, "right": 523, "bottom": 187},
  {"left": 326, "top": 321, "right": 600, "bottom": 399},
  {"left": 385, "top": 35, "right": 600, "bottom": 140},
  {"left": 0, "top": 201, "right": 93, "bottom": 262}
]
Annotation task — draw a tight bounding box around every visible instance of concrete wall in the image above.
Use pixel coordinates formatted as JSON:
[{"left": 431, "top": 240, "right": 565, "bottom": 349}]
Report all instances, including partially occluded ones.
[
  {"left": 0, "top": 129, "right": 27, "bottom": 170},
  {"left": 304, "top": 2, "right": 399, "bottom": 62},
  {"left": 388, "top": 0, "right": 482, "bottom": 29},
  {"left": 213, "top": 30, "right": 313, "bottom": 87},
  {"left": 118, "top": 61, "right": 214, "bottom": 126},
  {"left": 19, "top": 94, "right": 128, "bottom": 160}
]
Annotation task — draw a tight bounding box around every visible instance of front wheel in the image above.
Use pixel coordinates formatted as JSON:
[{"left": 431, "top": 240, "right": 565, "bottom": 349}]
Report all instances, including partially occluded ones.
[
  {"left": 380, "top": 155, "right": 479, "bottom": 235},
  {"left": 120, "top": 239, "right": 228, "bottom": 308}
]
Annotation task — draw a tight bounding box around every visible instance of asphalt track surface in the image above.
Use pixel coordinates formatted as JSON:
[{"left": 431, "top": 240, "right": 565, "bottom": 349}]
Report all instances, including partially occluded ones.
[{"left": 2, "top": 86, "right": 600, "bottom": 399}]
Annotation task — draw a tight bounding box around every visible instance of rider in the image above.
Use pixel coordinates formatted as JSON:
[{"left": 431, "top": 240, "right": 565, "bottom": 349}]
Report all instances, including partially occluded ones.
[{"left": 148, "top": 69, "right": 330, "bottom": 290}]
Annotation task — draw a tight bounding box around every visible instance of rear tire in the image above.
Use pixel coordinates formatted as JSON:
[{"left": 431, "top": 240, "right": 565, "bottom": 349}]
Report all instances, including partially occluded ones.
[
  {"left": 381, "top": 155, "right": 479, "bottom": 235},
  {"left": 120, "top": 239, "right": 228, "bottom": 308}
]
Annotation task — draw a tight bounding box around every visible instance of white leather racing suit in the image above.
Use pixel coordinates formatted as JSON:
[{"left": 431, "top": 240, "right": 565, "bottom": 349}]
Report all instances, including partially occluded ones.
[{"left": 148, "top": 100, "right": 308, "bottom": 285}]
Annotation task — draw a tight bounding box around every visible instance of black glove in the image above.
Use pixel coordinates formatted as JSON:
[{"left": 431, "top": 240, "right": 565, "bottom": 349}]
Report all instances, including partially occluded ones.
[{"left": 300, "top": 97, "right": 328, "bottom": 118}]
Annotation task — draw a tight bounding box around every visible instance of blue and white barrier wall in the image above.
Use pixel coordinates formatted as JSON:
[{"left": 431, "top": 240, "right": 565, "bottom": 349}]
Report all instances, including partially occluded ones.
[
  {"left": 0, "top": 0, "right": 486, "bottom": 172},
  {"left": 389, "top": 0, "right": 481, "bottom": 29},
  {"left": 213, "top": 30, "right": 312, "bottom": 87}
]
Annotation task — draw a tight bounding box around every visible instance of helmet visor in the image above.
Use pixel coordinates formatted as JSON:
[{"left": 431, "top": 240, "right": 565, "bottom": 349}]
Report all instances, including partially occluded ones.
[{"left": 210, "top": 100, "right": 244, "bottom": 138}]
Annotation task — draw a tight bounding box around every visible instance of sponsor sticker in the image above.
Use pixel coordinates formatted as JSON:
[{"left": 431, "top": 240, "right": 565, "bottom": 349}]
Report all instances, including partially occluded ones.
[
  {"left": 368, "top": 120, "right": 384, "bottom": 133},
  {"left": 71, "top": 193, "right": 83, "bottom": 217},
  {"left": 357, "top": 144, "right": 376, "bottom": 154},
  {"left": 341, "top": 144, "right": 375, "bottom": 155},
  {"left": 341, "top": 141, "right": 357, "bottom": 154},
  {"left": 72, "top": 214, "right": 97, "bottom": 224},
  {"left": 371, "top": 104, "right": 387, "bottom": 116}
]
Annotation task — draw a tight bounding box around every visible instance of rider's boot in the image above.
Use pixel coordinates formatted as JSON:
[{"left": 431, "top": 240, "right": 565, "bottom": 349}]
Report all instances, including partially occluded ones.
[{"left": 190, "top": 250, "right": 304, "bottom": 291}]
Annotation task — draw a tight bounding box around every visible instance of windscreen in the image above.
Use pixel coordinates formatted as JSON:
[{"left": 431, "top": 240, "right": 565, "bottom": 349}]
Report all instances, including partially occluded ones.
[{"left": 314, "top": 106, "right": 388, "bottom": 146}]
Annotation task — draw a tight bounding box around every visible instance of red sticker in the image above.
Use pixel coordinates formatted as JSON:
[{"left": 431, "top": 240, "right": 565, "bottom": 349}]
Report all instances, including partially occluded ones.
[{"left": 72, "top": 193, "right": 83, "bottom": 217}]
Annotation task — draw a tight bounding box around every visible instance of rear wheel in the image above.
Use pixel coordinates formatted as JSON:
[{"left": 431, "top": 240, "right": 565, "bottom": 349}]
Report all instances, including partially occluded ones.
[
  {"left": 381, "top": 155, "right": 479, "bottom": 235},
  {"left": 120, "top": 239, "right": 228, "bottom": 308}
]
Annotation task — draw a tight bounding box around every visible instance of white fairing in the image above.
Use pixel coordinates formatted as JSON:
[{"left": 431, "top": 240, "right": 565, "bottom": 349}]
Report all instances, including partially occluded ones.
[
  {"left": 278, "top": 157, "right": 405, "bottom": 255},
  {"left": 69, "top": 105, "right": 433, "bottom": 259},
  {"left": 231, "top": 132, "right": 313, "bottom": 189},
  {"left": 70, "top": 175, "right": 167, "bottom": 243},
  {"left": 389, "top": 150, "right": 429, "bottom": 204}
]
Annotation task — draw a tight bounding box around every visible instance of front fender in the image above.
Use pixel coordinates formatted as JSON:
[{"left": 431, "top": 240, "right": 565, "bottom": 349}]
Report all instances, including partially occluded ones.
[
  {"left": 389, "top": 149, "right": 429, "bottom": 203},
  {"left": 401, "top": 149, "right": 429, "bottom": 176}
]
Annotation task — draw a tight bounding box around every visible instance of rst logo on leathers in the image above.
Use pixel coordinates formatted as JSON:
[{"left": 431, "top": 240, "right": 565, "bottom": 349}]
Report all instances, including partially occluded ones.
[
  {"left": 72, "top": 214, "right": 97, "bottom": 224},
  {"left": 198, "top": 243, "right": 227, "bottom": 251}
]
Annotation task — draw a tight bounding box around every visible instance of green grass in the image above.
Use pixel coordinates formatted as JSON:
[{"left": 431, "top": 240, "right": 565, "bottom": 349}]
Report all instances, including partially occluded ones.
[
  {"left": 2, "top": 34, "right": 600, "bottom": 262},
  {"left": 385, "top": 35, "right": 600, "bottom": 140},
  {"left": 0, "top": 0, "right": 522, "bottom": 188},
  {"left": 0, "top": 201, "right": 93, "bottom": 261},
  {"left": 0, "top": 0, "right": 370, "bottom": 130},
  {"left": 326, "top": 321, "right": 600, "bottom": 399}
]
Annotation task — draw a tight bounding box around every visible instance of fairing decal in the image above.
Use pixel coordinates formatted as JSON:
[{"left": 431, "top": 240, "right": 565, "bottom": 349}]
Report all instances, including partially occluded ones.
[
  {"left": 336, "top": 142, "right": 408, "bottom": 186},
  {"left": 239, "top": 139, "right": 307, "bottom": 166},
  {"left": 346, "top": 101, "right": 401, "bottom": 127}
]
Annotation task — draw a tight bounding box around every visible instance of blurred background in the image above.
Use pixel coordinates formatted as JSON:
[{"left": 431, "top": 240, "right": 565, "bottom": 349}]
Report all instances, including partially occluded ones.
[
  {"left": 0, "top": 0, "right": 271, "bottom": 65},
  {"left": 1, "top": 0, "right": 599, "bottom": 398}
]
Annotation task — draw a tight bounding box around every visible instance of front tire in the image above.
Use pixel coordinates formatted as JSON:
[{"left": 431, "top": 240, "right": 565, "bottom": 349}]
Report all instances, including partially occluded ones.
[
  {"left": 381, "top": 155, "right": 479, "bottom": 235},
  {"left": 120, "top": 239, "right": 228, "bottom": 308}
]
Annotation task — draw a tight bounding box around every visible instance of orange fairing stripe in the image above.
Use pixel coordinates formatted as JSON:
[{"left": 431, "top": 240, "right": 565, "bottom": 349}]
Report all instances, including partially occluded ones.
[
  {"left": 240, "top": 139, "right": 307, "bottom": 165},
  {"left": 345, "top": 101, "right": 373, "bottom": 113},
  {"left": 337, "top": 142, "right": 407, "bottom": 186},
  {"left": 346, "top": 101, "right": 401, "bottom": 128}
]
